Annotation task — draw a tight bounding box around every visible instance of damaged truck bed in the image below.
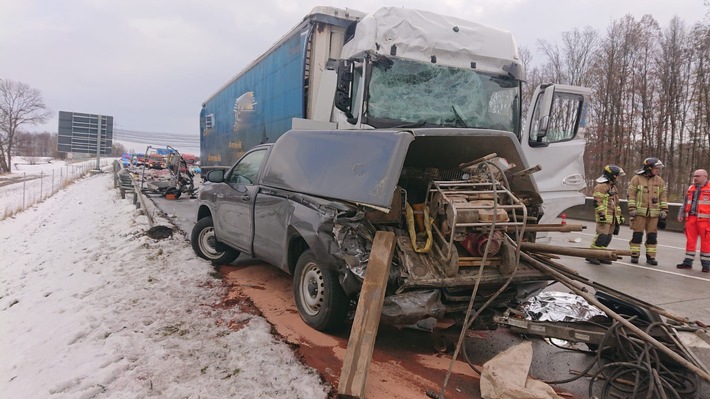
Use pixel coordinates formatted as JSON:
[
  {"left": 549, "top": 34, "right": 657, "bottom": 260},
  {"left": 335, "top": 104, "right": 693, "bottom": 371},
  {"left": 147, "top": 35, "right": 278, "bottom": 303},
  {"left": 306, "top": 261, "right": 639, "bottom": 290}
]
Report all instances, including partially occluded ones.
[{"left": 193, "top": 128, "right": 559, "bottom": 330}]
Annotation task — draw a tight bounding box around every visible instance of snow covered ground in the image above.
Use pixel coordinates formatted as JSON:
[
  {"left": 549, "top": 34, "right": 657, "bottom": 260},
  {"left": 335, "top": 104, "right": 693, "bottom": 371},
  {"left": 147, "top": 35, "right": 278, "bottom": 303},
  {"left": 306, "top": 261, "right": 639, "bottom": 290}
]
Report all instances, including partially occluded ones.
[
  {"left": 0, "top": 171, "right": 329, "bottom": 398},
  {"left": 0, "top": 157, "right": 112, "bottom": 219}
]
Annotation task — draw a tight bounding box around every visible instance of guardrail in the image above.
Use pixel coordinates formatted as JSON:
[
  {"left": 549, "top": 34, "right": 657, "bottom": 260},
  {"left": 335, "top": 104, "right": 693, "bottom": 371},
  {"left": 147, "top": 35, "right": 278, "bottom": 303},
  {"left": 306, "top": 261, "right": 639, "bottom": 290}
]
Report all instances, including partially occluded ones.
[
  {"left": 562, "top": 198, "right": 684, "bottom": 232},
  {"left": 112, "top": 160, "right": 154, "bottom": 226}
]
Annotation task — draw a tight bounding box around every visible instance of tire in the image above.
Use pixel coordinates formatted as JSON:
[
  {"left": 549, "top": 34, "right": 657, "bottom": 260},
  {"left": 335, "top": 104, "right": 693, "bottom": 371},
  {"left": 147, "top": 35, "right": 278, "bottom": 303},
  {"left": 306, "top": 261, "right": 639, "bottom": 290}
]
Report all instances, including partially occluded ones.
[
  {"left": 293, "top": 250, "right": 348, "bottom": 332},
  {"left": 191, "top": 216, "right": 239, "bottom": 265}
]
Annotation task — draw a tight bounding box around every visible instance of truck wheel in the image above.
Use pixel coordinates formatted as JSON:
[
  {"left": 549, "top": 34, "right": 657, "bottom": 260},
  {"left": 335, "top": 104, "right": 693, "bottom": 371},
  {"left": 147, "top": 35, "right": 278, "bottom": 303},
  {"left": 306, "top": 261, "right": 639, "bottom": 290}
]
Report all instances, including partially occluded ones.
[
  {"left": 293, "top": 250, "right": 348, "bottom": 331},
  {"left": 191, "top": 216, "right": 239, "bottom": 265}
]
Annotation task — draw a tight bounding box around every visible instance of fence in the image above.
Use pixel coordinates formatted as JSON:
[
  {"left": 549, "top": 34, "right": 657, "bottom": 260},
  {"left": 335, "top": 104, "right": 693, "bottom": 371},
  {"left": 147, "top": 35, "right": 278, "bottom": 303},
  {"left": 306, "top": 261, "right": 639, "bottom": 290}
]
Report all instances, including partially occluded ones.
[{"left": 0, "top": 160, "right": 112, "bottom": 220}]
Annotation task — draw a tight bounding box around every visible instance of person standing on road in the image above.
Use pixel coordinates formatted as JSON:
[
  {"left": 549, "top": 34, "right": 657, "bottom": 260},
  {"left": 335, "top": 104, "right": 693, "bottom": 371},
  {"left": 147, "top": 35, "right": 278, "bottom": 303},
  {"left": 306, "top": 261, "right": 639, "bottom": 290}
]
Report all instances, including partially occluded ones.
[
  {"left": 676, "top": 169, "right": 710, "bottom": 273},
  {"left": 627, "top": 157, "right": 669, "bottom": 265},
  {"left": 586, "top": 164, "right": 625, "bottom": 265}
]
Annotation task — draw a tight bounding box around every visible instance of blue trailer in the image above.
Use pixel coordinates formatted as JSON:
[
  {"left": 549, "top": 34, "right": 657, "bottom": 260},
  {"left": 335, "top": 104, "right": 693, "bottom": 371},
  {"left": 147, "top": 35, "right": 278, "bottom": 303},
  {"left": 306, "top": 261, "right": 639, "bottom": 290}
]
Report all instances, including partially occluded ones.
[{"left": 200, "top": 7, "right": 363, "bottom": 170}]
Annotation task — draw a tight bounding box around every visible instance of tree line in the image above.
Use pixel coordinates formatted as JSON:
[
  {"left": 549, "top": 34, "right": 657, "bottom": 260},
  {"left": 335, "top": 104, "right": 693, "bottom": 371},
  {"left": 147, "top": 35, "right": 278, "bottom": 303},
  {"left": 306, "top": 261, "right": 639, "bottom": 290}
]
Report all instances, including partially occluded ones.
[{"left": 523, "top": 12, "right": 710, "bottom": 201}]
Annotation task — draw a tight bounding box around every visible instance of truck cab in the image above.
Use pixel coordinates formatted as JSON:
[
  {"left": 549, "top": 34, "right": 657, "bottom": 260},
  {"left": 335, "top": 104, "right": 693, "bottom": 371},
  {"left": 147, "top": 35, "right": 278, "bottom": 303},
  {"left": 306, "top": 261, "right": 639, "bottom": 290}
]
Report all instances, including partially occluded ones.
[
  {"left": 320, "top": 8, "right": 591, "bottom": 222},
  {"left": 200, "top": 8, "right": 591, "bottom": 225}
]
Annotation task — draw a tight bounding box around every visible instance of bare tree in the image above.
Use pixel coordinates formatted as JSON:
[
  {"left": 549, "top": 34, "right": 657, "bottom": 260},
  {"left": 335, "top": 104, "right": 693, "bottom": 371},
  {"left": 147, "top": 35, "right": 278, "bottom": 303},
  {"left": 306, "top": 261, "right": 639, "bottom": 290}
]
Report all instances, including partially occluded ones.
[
  {"left": 525, "top": 7, "right": 710, "bottom": 199},
  {"left": 689, "top": 22, "right": 710, "bottom": 173},
  {"left": 654, "top": 17, "right": 694, "bottom": 199},
  {"left": 537, "top": 27, "right": 599, "bottom": 86},
  {"left": 15, "top": 131, "right": 54, "bottom": 159},
  {"left": 111, "top": 142, "right": 127, "bottom": 157},
  {"left": 518, "top": 46, "right": 540, "bottom": 120},
  {"left": 0, "top": 79, "right": 52, "bottom": 174}
]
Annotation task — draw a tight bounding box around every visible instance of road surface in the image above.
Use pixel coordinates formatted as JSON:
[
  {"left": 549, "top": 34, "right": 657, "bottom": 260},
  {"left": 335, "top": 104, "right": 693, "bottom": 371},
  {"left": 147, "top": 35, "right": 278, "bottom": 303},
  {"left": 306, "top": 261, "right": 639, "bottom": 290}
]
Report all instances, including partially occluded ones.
[{"left": 151, "top": 194, "right": 710, "bottom": 397}]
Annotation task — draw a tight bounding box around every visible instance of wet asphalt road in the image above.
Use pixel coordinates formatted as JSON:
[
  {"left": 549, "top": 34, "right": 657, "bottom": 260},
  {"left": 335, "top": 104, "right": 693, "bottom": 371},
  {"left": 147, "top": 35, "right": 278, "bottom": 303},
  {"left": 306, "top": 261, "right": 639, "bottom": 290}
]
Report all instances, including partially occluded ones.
[
  {"left": 147, "top": 194, "right": 710, "bottom": 397},
  {"left": 154, "top": 191, "right": 710, "bottom": 324}
]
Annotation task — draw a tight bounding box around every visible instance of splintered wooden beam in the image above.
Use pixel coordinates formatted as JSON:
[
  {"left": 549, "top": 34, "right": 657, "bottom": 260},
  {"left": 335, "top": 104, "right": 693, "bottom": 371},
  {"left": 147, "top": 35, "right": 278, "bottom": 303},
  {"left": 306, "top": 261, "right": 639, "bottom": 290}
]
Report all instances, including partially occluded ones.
[{"left": 338, "top": 231, "right": 395, "bottom": 399}]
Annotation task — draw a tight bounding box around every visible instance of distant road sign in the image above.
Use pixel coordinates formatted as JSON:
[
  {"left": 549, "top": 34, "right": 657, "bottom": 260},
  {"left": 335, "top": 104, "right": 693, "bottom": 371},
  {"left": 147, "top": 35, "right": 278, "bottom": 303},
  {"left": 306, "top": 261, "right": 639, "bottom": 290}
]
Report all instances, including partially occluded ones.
[{"left": 58, "top": 111, "right": 113, "bottom": 154}]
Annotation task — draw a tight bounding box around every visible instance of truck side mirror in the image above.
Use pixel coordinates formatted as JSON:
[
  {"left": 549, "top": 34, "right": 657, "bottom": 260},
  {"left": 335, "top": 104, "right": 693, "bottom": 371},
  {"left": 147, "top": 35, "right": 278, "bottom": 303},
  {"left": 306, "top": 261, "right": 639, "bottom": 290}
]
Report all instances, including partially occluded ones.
[
  {"left": 334, "top": 59, "right": 354, "bottom": 118},
  {"left": 529, "top": 85, "right": 554, "bottom": 147}
]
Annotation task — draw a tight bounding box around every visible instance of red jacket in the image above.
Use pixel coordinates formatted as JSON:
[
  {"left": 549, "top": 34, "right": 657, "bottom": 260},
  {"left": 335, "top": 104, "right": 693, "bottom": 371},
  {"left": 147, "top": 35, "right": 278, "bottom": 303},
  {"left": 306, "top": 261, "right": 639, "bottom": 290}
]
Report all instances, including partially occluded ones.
[{"left": 683, "top": 182, "right": 710, "bottom": 218}]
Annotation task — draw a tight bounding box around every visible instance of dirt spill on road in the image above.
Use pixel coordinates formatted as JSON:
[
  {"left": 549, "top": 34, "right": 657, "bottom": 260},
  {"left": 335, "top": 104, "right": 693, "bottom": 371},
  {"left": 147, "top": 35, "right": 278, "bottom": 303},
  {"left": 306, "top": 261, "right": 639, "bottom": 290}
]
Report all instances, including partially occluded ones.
[{"left": 219, "top": 262, "right": 481, "bottom": 399}]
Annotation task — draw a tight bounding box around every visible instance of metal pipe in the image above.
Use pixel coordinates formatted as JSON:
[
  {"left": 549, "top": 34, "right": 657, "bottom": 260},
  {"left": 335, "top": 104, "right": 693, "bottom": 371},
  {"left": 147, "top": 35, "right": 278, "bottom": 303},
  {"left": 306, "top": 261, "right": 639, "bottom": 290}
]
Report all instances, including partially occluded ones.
[{"left": 520, "top": 242, "right": 623, "bottom": 260}]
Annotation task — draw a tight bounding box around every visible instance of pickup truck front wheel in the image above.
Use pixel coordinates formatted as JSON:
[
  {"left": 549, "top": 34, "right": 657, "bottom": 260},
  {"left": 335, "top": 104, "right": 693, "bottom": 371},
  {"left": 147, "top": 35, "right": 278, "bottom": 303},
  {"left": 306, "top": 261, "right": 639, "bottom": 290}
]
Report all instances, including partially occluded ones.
[
  {"left": 294, "top": 250, "right": 348, "bottom": 331},
  {"left": 191, "top": 216, "right": 240, "bottom": 265}
]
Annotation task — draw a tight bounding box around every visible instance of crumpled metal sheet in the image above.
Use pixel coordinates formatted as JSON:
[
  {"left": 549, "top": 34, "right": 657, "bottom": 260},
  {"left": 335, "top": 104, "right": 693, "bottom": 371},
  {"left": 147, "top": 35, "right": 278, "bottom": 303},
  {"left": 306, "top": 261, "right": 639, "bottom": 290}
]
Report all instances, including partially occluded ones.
[
  {"left": 523, "top": 291, "right": 606, "bottom": 322},
  {"left": 380, "top": 289, "right": 446, "bottom": 326}
]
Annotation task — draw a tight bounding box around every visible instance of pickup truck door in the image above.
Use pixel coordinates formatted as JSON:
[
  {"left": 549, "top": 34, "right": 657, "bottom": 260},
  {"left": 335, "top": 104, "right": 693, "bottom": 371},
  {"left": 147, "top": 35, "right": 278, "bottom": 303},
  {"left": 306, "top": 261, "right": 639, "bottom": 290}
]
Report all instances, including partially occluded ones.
[
  {"left": 215, "top": 148, "right": 268, "bottom": 253},
  {"left": 521, "top": 84, "right": 592, "bottom": 224}
]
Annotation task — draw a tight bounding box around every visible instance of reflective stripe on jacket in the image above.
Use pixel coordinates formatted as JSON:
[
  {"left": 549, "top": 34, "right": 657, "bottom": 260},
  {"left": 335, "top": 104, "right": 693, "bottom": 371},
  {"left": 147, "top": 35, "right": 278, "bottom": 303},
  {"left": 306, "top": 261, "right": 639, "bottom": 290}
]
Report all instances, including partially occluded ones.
[
  {"left": 628, "top": 174, "right": 668, "bottom": 217},
  {"left": 684, "top": 182, "right": 710, "bottom": 219},
  {"left": 593, "top": 181, "right": 622, "bottom": 224}
]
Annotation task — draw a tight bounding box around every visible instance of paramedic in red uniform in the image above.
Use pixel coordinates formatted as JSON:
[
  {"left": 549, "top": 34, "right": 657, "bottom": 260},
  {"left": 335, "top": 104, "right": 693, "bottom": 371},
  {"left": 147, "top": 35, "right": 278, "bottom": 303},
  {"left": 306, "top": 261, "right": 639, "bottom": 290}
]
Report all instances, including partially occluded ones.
[{"left": 676, "top": 169, "right": 710, "bottom": 272}]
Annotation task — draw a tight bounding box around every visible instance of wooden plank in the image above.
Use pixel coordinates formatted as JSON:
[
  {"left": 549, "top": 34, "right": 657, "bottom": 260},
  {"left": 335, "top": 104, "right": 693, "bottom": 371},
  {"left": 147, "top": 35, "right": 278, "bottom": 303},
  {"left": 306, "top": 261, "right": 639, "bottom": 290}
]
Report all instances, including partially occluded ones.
[{"left": 338, "top": 231, "right": 395, "bottom": 398}]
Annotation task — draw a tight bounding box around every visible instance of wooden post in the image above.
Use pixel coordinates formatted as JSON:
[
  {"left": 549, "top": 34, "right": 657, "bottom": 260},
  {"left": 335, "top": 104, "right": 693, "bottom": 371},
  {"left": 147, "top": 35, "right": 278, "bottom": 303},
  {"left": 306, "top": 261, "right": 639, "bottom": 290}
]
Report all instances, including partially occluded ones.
[{"left": 338, "top": 231, "right": 395, "bottom": 398}]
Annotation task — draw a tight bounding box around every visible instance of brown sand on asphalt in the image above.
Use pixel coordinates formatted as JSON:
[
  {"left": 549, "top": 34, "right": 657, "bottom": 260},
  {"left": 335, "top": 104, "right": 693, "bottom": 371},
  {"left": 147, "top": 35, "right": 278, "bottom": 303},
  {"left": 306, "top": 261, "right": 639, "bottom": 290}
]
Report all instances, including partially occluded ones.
[{"left": 220, "top": 262, "right": 482, "bottom": 399}]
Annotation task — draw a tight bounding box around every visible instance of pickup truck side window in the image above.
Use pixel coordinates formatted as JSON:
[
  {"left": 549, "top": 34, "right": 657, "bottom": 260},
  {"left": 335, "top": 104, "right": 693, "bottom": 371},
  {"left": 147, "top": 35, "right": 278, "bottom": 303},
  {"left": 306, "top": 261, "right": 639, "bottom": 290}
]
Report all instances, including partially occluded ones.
[{"left": 227, "top": 149, "right": 266, "bottom": 185}]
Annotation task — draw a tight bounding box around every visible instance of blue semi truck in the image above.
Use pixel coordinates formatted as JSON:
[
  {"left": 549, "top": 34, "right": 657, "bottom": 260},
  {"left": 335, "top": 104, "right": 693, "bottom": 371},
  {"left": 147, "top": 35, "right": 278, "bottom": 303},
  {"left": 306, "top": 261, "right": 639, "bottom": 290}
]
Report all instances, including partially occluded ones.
[{"left": 199, "top": 6, "right": 592, "bottom": 223}]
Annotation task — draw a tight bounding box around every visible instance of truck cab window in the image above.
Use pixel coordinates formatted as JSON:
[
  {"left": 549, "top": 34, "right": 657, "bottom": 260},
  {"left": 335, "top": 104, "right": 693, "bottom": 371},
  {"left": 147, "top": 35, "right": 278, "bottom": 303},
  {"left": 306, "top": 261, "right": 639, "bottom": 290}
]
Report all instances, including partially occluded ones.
[
  {"left": 529, "top": 92, "right": 584, "bottom": 144},
  {"left": 366, "top": 56, "right": 519, "bottom": 132},
  {"left": 228, "top": 149, "right": 266, "bottom": 185}
]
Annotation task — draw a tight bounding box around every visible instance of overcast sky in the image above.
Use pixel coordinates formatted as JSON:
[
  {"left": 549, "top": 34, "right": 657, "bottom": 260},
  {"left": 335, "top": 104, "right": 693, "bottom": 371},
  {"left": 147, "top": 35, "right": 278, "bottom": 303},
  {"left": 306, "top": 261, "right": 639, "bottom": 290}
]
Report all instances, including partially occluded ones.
[{"left": 1, "top": 0, "right": 707, "bottom": 155}]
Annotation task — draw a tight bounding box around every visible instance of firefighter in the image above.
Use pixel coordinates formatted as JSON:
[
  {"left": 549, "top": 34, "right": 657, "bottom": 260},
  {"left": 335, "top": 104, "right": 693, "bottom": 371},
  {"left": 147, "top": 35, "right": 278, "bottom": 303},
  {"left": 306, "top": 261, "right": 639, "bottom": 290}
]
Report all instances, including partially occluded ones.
[
  {"left": 676, "top": 169, "right": 710, "bottom": 272},
  {"left": 627, "top": 157, "right": 668, "bottom": 265},
  {"left": 586, "top": 164, "right": 625, "bottom": 265}
]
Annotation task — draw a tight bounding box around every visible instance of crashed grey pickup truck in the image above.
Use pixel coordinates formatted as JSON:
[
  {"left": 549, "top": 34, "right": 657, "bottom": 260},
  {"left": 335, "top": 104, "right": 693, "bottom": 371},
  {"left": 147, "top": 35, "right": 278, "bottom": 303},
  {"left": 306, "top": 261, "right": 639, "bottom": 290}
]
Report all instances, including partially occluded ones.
[{"left": 191, "top": 129, "right": 552, "bottom": 331}]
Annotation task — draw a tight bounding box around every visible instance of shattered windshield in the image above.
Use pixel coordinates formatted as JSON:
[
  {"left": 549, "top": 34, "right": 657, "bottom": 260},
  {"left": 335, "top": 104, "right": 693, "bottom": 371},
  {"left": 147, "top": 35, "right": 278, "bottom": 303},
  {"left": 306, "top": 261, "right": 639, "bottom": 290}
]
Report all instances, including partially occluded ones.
[{"left": 366, "top": 57, "right": 520, "bottom": 134}]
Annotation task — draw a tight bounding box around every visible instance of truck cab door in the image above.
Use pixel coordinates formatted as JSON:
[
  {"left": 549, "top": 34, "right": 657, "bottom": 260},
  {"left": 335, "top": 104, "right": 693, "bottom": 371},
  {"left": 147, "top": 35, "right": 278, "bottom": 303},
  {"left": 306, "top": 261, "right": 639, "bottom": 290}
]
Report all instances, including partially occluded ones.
[
  {"left": 521, "top": 84, "right": 592, "bottom": 224},
  {"left": 215, "top": 148, "right": 268, "bottom": 253}
]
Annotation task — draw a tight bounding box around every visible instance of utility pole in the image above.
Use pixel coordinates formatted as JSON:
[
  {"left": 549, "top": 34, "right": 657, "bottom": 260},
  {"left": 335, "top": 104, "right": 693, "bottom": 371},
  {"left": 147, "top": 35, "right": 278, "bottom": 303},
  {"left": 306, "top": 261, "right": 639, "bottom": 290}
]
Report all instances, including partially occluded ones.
[{"left": 95, "top": 114, "right": 103, "bottom": 171}]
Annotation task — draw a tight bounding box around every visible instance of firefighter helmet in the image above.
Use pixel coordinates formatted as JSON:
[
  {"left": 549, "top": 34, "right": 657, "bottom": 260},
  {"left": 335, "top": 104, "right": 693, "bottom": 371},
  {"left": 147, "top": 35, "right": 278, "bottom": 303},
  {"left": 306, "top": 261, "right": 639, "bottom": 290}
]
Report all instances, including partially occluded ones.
[
  {"left": 597, "top": 164, "right": 625, "bottom": 183},
  {"left": 641, "top": 157, "right": 664, "bottom": 174}
]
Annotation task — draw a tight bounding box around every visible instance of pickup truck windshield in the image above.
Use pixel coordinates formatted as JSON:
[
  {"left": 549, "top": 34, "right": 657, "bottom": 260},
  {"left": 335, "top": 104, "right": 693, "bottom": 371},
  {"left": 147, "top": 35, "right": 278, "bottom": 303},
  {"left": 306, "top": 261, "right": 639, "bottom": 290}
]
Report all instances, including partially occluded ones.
[{"left": 367, "top": 57, "right": 520, "bottom": 134}]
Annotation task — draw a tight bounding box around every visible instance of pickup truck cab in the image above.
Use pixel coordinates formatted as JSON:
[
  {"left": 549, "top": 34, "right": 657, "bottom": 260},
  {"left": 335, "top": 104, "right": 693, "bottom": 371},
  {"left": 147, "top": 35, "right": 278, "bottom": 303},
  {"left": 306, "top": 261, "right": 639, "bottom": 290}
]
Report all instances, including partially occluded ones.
[{"left": 192, "top": 129, "right": 553, "bottom": 331}]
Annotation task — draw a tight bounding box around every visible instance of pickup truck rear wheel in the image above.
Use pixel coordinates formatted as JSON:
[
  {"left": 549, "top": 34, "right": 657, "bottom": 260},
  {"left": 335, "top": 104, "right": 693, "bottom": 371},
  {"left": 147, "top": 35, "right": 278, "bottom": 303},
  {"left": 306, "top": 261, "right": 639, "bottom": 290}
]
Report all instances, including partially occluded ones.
[
  {"left": 294, "top": 250, "right": 348, "bottom": 331},
  {"left": 191, "top": 216, "right": 239, "bottom": 265}
]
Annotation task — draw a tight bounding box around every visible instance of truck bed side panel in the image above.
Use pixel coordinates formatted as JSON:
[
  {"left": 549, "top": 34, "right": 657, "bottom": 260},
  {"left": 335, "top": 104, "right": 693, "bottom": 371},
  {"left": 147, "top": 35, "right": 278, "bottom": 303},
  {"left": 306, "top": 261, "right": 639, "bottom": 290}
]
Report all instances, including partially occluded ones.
[{"left": 252, "top": 191, "right": 339, "bottom": 273}]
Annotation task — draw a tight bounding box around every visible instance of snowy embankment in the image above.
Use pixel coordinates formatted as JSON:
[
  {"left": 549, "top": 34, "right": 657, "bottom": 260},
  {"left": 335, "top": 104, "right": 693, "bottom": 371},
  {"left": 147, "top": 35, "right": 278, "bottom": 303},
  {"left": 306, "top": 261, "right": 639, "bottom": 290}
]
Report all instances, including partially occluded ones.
[
  {"left": 0, "top": 157, "right": 112, "bottom": 219},
  {"left": 0, "top": 172, "right": 328, "bottom": 398}
]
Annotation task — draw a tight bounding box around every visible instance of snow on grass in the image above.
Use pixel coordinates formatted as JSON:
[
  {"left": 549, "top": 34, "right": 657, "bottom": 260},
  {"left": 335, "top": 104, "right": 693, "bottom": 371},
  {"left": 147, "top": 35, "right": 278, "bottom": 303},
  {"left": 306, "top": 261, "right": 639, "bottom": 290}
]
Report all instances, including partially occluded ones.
[{"left": 0, "top": 171, "right": 329, "bottom": 398}]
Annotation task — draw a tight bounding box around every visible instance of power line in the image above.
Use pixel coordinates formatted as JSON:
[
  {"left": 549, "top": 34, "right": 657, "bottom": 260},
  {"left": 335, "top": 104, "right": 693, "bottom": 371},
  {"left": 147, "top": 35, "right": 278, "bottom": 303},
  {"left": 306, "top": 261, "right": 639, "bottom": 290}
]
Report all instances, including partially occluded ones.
[
  {"left": 114, "top": 128, "right": 198, "bottom": 145},
  {"left": 113, "top": 128, "right": 200, "bottom": 154}
]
